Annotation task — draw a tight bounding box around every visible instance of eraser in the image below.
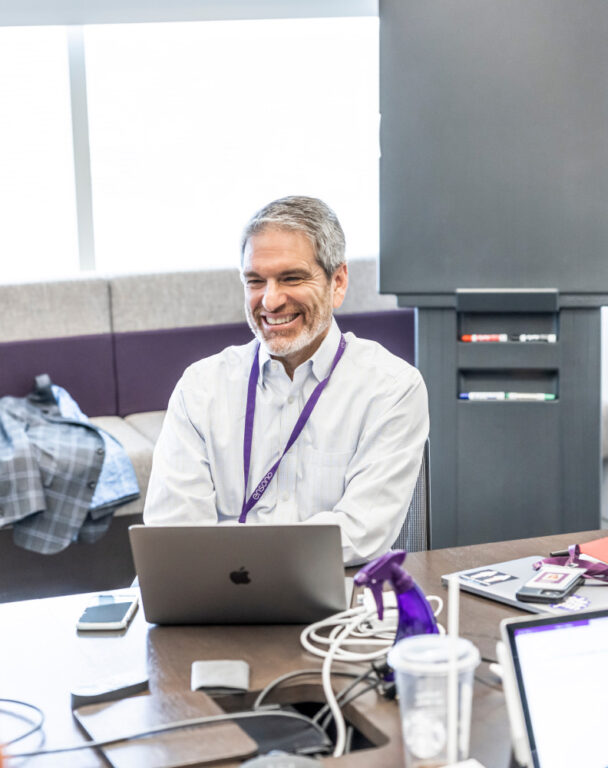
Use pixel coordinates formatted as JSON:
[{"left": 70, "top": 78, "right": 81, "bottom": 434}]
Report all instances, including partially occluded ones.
[{"left": 191, "top": 659, "right": 250, "bottom": 695}]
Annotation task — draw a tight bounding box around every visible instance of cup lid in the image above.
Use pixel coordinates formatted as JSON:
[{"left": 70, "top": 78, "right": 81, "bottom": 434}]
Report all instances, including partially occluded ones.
[{"left": 387, "top": 635, "right": 480, "bottom": 674}]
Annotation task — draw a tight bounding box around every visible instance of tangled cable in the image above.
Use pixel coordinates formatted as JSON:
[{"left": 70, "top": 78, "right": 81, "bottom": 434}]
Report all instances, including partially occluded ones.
[
  {"left": 300, "top": 605, "right": 396, "bottom": 757},
  {"left": 300, "top": 594, "right": 445, "bottom": 758}
]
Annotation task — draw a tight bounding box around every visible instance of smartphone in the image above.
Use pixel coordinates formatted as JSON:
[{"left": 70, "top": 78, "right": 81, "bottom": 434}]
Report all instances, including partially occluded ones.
[
  {"left": 515, "top": 565, "right": 585, "bottom": 603},
  {"left": 76, "top": 593, "right": 139, "bottom": 631}
]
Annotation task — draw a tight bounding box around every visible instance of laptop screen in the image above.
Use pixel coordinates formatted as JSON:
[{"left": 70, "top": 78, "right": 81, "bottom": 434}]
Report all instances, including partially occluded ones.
[{"left": 504, "top": 609, "right": 608, "bottom": 768}]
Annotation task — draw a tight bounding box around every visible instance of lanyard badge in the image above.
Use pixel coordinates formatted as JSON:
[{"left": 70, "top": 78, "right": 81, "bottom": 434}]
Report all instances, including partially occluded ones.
[
  {"left": 239, "top": 334, "right": 346, "bottom": 523},
  {"left": 533, "top": 544, "right": 608, "bottom": 582}
]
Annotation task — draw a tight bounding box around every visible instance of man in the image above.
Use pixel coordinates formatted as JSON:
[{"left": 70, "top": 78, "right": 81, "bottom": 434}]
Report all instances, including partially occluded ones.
[{"left": 144, "top": 196, "right": 428, "bottom": 565}]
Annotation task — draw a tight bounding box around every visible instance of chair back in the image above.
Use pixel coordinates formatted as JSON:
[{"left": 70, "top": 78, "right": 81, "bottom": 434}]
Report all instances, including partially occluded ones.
[{"left": 392, "top": 439, "right": 431, "bottom": 552}]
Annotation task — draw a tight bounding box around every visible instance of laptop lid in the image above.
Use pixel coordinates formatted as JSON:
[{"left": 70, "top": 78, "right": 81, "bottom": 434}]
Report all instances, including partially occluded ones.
[
  {"left": 128, "top": 524, "right": 348, "bottom": 625},
  {"left": 500, "top": 609, "right": 608, "bottom": 768}
]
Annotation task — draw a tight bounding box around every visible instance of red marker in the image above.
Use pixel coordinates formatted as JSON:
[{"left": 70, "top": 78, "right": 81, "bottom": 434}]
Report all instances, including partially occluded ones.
[{"left": 460, "top": 334, "right": 508, "bottom": 343}]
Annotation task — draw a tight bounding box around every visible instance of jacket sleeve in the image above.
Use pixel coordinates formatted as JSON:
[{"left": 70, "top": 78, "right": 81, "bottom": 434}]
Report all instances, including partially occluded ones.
[{"left": 0, "top": 402, "right": 46, "bottom": 527}]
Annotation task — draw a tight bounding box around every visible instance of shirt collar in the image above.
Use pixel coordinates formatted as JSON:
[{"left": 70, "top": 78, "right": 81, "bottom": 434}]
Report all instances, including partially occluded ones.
[
  {"left": 309, "top": 318, "right": 342, "bottom": 382},
  {"left": 257, "top": 317, "right": 342, "bottom": 383}
]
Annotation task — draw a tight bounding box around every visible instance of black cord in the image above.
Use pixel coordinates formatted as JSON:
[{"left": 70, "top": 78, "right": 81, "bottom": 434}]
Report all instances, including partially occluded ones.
[
  {"left": 253, "top": 668, "right": 375, "bottom": 711},
  {"left": 344, "top": 724, "right": 354, "bottom": 755},
  {"left": 319, "top": 679, "right": 381, "bottom": 732},
  {"left": 311, "top": 667, "right": 376, "bottom": 725},
  {"left": 474, "top": 673, "right": 503, "bottom": 691},
  {"left": 5, "top": 708, "right": 325, "bottom": 760},
  {"left": 0, "top": 698, "right": 45, "bottom": 747}
]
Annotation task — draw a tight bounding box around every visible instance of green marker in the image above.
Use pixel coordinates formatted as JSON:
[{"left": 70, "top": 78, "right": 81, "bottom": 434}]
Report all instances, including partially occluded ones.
[{"left": 505, "top": 392, "right": 556, "bottom": 401}]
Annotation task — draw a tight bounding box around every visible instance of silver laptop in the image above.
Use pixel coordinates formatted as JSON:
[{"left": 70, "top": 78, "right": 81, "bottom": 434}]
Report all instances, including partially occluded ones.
[
  {"left": 499, "top": 608, "right": 608, "bottom": 768},
  {"left": 442, "top": 555, "right": 608, "bottom": 615},
  {"left": 128, "top": 524, "right": 348, "bottom": 625}
]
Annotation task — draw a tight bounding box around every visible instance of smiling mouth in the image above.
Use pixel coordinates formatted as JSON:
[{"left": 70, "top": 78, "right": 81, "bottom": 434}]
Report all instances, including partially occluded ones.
[{"left": 262, "top": 313, "right": 299, "bottom": 327}]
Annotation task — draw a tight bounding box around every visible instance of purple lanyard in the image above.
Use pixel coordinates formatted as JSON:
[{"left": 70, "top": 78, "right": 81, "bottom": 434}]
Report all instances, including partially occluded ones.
[
  {"left": 534, "top": 544, "right": 608, "bottom": 582},
  {"left": 239, "top": 334, "right": 346, "bottom": 523}
]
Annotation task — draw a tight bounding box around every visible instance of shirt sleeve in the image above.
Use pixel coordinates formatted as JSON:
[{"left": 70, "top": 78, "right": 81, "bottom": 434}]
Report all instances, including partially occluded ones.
[
  {"left": 300, "top": 368, "right": 429, "bottom": 566},
  {"left": 143, "top": 375, "right": 219, "bottom": 525}
]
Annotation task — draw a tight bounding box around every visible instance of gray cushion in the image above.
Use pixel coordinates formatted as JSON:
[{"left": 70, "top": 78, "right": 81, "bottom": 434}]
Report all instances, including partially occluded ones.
[
  {"left": 109, "top": 269, "right": 244, "bottom": 332},
  {"left": 125, "top": 411, "right": 166, "bottom": 445},
  {"left": 108, "top": 259, "right": 396, "bottom": 333},
  {"left": 0, "top": 277, "right": 111, "bottom": 342}
]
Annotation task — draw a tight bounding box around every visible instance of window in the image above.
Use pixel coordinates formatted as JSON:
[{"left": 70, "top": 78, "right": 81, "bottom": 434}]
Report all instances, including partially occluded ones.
[
  {"left": 85, "top": 17, "right": 379, "bottom": 273},
  {"left": 0, "top": 10, "right": 379, "bottom": 282},
  {"left": 0, "top": 26, "right": 78, "bottom": 282}
]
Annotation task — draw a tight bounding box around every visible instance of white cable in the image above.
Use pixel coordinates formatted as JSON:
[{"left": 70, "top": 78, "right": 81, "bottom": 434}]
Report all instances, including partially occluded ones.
[
  {"left": 300, "top": 606, "right": 391, "bottom": 758},
  {"left": 322, "top": 623, "right": 350, "bottom": 756},
  {"left": 300, "top": 606, "right": 397, "bottom": 660},
  {"left": 299, "top": 589, "right": 447, "bottom": 758}
]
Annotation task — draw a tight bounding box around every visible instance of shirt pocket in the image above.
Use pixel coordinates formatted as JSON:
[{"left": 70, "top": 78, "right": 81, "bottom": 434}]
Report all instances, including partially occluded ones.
[{"left": 301, "top": 445, "right": 354, "bottom": 514}]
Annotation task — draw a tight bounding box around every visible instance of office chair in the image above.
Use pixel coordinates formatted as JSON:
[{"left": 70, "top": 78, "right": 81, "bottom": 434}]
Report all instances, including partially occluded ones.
[{"left": 392, "top": 439, "right": 431, "bottom": 553}]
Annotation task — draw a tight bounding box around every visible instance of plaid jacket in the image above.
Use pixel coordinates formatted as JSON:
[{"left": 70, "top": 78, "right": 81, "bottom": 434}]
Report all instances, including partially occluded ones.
[{"left": 0, "top": 384, "right": 121, "bottom": 554}]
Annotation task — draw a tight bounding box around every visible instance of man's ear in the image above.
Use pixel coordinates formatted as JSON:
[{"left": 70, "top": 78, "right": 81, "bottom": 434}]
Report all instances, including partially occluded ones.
[{"left": 331, "top": 264, "right": 348, "bottom": 309}]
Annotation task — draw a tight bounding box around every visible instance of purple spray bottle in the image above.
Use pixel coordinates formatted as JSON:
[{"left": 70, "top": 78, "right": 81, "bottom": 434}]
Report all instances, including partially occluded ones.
[{"left": 354, "top": 550, "right": 438, "bottom": 643}]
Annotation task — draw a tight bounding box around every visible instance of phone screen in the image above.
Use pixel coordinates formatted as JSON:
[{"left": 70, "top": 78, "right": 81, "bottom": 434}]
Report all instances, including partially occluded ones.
[
  {"left": 77, "top": 594, "right": 138, "bottom": 630},
  {"left": 80, "top": 602, "right": 134, "bottom": 623},
  {"left": 516, "top": 566, "right": 585, "bottom": 603}
]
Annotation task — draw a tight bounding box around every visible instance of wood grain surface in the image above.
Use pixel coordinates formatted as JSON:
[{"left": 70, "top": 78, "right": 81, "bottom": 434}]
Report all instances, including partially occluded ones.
[{"left": 0, "top": 529, "right": 601, "bottom": 768}]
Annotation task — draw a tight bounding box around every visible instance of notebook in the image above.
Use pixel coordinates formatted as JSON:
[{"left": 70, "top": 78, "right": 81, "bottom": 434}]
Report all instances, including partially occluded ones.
[
  {"left": 499, "top": 608, "right": 608, "bottom": 768},
  {"left": 441, "top": 555, "right": 608, "bottom": 615},
  {"left": 128, "top": 524, "right": 349, "bottom": 625}
]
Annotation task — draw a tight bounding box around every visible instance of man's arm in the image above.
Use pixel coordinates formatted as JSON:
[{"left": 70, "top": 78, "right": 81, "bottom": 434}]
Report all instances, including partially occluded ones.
[
  {"left": 302, "top": 369, "right": 429, "bottom": 565},
  {"left": 143, "top": 379, "right": 219, "bottom": 525}
]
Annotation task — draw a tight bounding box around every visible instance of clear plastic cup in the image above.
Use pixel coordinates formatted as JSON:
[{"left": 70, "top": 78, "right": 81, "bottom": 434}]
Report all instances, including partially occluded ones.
[{"left": 387, "top": 635, "right": 480, "bottom": 768}]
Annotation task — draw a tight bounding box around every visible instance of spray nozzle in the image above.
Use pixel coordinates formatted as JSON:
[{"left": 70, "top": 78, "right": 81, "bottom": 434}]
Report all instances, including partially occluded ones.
[{"left": 354, "top": 550, "right": 414, "bottom": 620}]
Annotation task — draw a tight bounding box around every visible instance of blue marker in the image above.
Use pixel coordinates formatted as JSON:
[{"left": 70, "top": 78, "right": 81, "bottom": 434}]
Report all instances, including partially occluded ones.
[{"left": 459, "top": 392, "right": 505, "bottom": 401}]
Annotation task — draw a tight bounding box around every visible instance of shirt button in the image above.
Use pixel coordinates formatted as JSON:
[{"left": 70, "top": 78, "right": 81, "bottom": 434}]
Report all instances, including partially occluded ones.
[
  {"left": 87, "top": 481, "right": 96, "bottom": 489},
  {"left": 96, "top": 447, "right": 105, "bottom": 455},
  {"left": 281, "top": 493, "right": 289, "bottom": 502},
  {"left": 287, "top": 396, "right": 295, "bottom": 404}
]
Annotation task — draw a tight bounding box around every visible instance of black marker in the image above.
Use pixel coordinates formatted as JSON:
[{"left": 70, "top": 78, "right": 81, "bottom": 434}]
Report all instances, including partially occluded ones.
[{"left": 510, "top": 333, "right": 557, "bottom": 343}]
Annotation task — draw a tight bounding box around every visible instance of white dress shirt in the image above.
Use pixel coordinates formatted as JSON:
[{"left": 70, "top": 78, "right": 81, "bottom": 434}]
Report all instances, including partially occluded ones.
[{"left": 144, "top": 319, "right": 429, "bottom": 565}]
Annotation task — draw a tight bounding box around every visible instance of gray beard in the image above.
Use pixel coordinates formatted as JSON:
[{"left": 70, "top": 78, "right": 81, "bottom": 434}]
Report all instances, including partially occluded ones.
[{"left": 245, "top": 305, "right": 333, "bottom": 361}]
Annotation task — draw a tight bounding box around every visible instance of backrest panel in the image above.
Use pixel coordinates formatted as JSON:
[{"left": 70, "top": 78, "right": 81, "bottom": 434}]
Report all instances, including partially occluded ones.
[
  {"left": 0, "top": 334, "right": 117, "bottom": 417},
  {"left": 114, "top": 309, "right": 416, "bottom": 417}
]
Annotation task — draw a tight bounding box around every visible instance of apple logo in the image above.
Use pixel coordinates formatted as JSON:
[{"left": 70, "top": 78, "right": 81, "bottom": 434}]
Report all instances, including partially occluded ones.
[{"left": 230, "top": 567, "right": 251, "bottom": 585}]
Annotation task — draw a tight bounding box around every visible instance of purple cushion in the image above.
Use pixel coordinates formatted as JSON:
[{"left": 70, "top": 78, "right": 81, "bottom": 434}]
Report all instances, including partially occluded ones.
[
  {"left": 338, "top": 310, "right": 415, "bottom": 364},
  {"left": 0, "top": 312, "right": 415, "bottom": 419},
  {"left": 114, "top": 310, "right": 415, "bottom": 417},
  {"left": 114, "top": 323, "right": 253, "bottom": 416},
  {"left": 0, "top": 334, "right": 117, "bottom": 417}
]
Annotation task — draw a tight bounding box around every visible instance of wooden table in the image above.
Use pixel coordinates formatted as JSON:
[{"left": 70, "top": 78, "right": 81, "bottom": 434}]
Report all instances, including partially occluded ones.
[{"left": 0, "top": 530, "right": 601, "bottom": 768}]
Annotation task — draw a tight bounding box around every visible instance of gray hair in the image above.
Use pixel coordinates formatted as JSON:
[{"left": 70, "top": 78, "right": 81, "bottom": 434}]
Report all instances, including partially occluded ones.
[{"left": 240, "top": 196, "right": 346, "bottom": 278}]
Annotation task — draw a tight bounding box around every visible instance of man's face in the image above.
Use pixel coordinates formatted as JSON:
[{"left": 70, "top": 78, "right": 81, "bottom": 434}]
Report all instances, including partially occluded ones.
[{"left": 242, "top": 227, "right": 347, "bottom": 374}]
